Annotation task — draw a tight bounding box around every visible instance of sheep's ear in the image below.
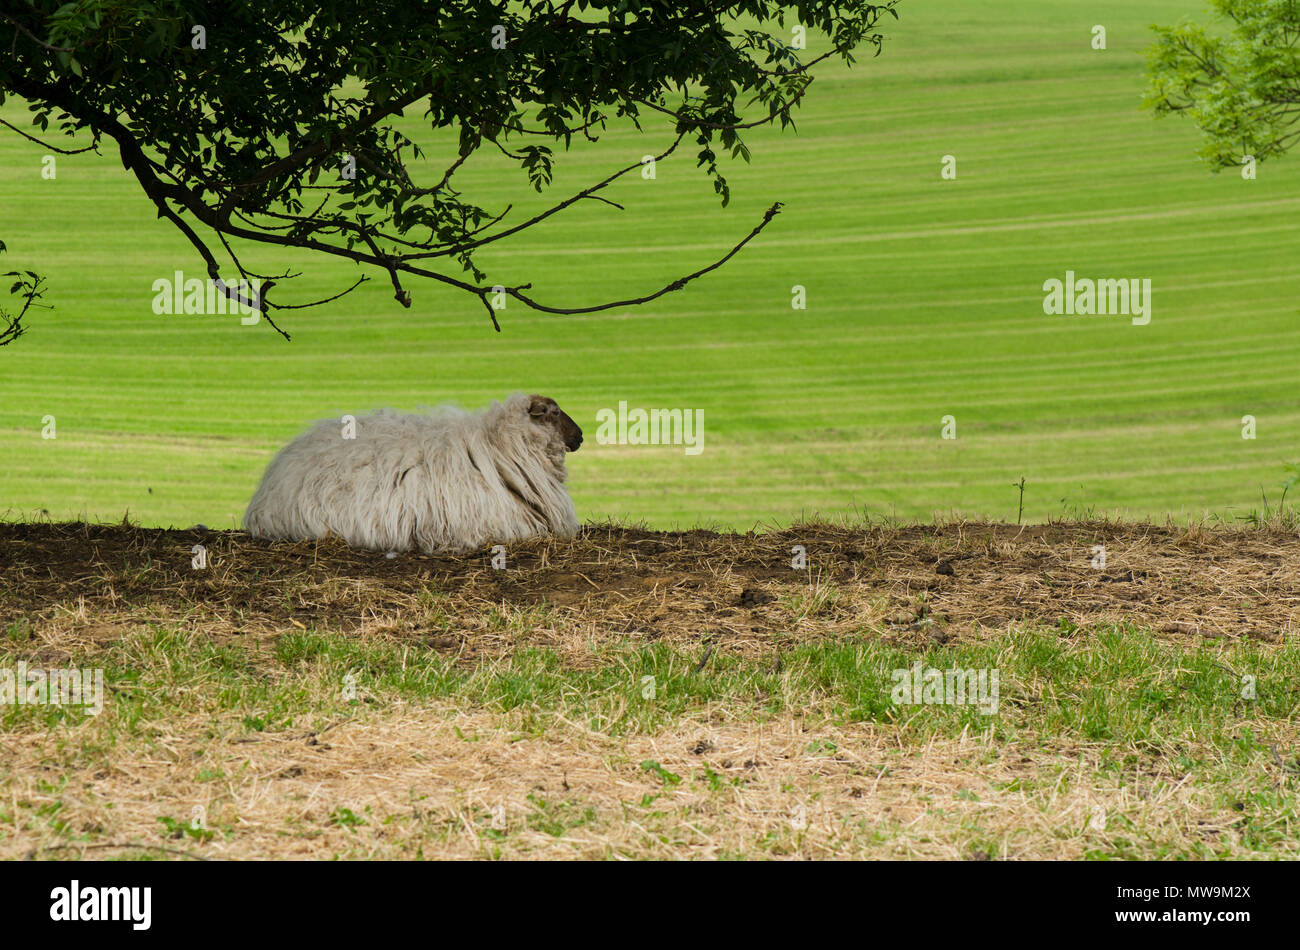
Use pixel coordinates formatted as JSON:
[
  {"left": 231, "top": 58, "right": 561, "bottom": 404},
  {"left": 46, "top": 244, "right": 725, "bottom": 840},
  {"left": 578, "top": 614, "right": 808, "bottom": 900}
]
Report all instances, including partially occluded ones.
[{"left": 527, "top": 395, "right": 550, "bottom": 417}]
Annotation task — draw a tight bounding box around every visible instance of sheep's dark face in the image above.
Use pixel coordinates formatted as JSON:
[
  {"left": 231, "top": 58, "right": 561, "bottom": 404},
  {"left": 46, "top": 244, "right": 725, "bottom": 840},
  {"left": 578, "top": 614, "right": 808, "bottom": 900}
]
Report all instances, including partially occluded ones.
[{"left": 528, "top": 395, "right": 583, "bottom": 452}]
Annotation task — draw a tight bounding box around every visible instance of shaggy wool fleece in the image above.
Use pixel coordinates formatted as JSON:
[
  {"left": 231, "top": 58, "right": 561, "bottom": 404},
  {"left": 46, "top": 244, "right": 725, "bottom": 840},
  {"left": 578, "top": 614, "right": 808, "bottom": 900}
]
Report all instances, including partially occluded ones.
[{"left": 243, "top": 393, "right": 580, "bottom": 553}]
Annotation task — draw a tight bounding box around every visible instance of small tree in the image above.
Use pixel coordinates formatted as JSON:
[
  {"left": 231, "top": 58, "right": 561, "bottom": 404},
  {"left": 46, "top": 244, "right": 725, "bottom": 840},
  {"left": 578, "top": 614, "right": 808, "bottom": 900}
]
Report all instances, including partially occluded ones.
[
  {"left": 1145, "top": 0, "right": 1300, "bottom": 170},
  {"left": 1, "top": 1, "right": 898, "bottom": 340}
]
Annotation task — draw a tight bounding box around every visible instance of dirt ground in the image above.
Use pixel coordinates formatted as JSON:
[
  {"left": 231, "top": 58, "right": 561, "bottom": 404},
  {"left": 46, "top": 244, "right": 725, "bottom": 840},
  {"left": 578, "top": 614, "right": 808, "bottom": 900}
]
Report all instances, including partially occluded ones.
[
  {"left": 2, "top": 519, "right": 1296, "bottom": 659},
  {"left": 3, "top": 519, "right": 1298, "bottom": 860}
]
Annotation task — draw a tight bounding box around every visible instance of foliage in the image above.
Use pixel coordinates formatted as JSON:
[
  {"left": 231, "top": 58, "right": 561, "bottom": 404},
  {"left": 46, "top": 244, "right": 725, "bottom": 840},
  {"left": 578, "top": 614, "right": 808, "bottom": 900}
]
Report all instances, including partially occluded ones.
[
  {"left": 0, "top": 241, "right": 49, "bottom": 346},
  {"left": 0, "top": 1, "right": 898, "bottom": 334},
  {"left": 1145, "top": 0, "right": 1300, "bottom": 169}
]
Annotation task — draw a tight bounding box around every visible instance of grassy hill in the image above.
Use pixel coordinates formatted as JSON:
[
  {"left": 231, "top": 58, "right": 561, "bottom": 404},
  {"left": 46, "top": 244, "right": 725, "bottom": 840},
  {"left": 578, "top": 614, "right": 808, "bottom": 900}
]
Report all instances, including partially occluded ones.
[{"left": 2, "top": 0, "right": 1297, "bottom": 529}]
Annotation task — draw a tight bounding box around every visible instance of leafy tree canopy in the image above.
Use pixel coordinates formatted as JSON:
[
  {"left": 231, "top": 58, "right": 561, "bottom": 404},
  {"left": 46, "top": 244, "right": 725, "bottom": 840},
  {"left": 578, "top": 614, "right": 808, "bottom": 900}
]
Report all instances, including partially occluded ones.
[
  {"left": 1, "top": 0, "right": 898, "bottom": 338},
  {"left": 1145, "top": 0, "right": 1300, "bottom": 170}
]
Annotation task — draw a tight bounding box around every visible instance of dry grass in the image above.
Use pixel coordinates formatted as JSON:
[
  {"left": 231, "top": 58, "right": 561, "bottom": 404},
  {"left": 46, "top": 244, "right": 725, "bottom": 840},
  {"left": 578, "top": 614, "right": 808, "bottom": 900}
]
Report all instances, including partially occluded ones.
[
  {"left": 6, "top": 703, "right": 1293, "bottom": 861},
  {"left": 2, "top": 518, "right": 1298, "bottom": 860}
]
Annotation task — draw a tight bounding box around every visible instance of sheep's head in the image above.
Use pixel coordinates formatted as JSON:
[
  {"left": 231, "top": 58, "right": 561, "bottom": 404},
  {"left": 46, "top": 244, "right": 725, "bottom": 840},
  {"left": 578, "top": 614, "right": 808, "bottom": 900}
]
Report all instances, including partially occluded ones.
[{"left": 528, "top": 395, "right": 583, "bottom": 452}]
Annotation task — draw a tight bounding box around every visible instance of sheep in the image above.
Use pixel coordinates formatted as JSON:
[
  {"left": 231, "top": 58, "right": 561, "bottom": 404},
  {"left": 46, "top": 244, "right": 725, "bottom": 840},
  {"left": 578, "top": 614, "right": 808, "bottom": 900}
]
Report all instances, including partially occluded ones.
[{"left": 243, "top": 393, "right": 583, "bottom": 554}]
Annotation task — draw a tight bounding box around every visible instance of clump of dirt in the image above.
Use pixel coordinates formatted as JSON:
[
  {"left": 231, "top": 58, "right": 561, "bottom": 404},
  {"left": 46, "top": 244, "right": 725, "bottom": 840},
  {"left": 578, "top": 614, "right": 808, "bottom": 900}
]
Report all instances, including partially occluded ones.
[{"left": 0, "top": 518, "right": 1296, "bottom": 658}]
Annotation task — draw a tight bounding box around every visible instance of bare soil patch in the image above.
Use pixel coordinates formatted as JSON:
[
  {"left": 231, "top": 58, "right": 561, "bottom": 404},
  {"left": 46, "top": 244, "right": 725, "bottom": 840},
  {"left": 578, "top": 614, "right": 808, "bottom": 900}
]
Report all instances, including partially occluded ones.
[{"left": 2, "top": 519, "right": 1296, "bottom": 659}]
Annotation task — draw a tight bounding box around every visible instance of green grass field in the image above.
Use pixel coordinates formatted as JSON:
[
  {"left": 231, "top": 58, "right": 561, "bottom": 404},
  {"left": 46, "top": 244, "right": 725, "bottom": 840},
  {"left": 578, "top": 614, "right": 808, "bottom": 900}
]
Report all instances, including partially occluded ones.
[{"left": 2, "top": 0, "right": 1297, "bottom": 530}]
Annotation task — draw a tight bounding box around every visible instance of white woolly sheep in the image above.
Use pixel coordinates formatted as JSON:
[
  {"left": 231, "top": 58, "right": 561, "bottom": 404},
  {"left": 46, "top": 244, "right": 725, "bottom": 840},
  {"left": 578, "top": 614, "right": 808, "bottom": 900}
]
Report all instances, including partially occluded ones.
[{"left": 243, "top": 393, "right": 583, "bottom": 553}]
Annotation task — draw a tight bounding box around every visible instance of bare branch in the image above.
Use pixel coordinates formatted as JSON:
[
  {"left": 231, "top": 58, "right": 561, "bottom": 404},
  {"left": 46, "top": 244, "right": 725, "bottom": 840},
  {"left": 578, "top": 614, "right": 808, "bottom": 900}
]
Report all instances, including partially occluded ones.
[
  {"left": 408, "top": 133, "right": 687, "bottom": 260},
  {"left": 0, "top": 117, "right": 98, "bottom": 154},
  {"left": 505, "top": 201, "right": 785, "bottom": 314}
]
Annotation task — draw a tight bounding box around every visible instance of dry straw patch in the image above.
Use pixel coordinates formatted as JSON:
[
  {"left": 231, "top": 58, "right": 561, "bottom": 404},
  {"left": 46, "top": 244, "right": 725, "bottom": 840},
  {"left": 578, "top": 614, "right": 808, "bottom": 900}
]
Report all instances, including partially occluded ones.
[{"left": 5, "top": 703, "right": 1287, "bottom": 861}]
